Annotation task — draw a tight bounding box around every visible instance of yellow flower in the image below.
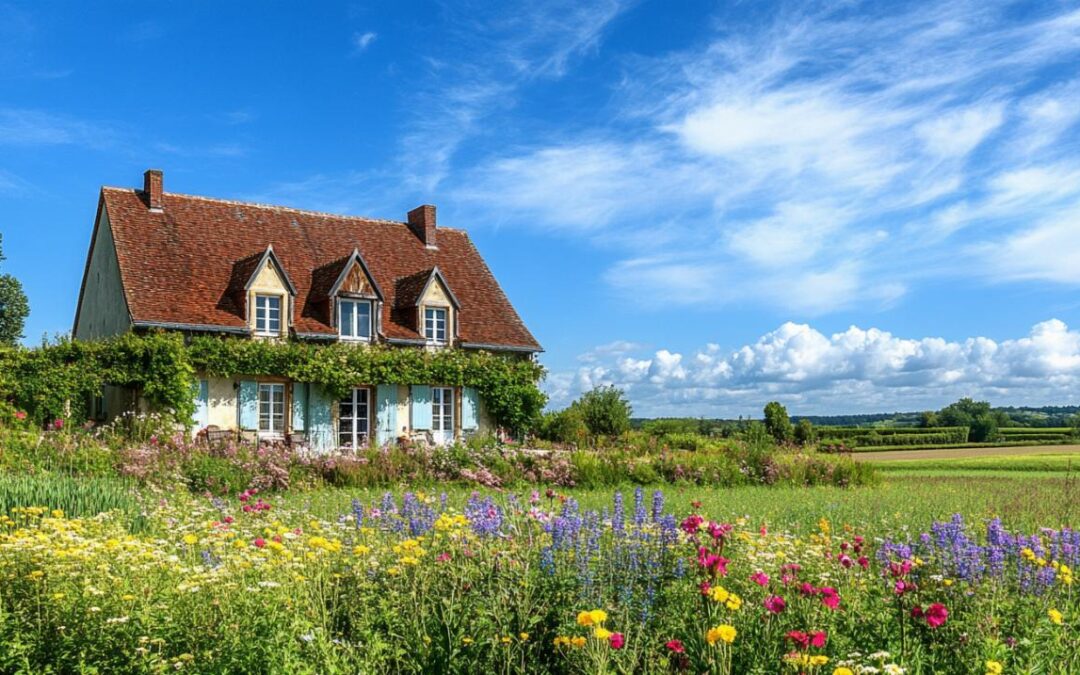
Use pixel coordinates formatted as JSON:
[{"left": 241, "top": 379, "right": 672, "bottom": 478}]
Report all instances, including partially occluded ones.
[
  {"left": 810, "top": 655, "right": 829, "bottom": 666},
  {"left": 725, "top": 594, "right": 743, "bottom": 611},
  {"left": 553, "top": 636, "right": 569, "bottom": 647},
  {"left": 519, "top": 632, "right": 529, "bottom": 641},
  {"left": 594, "top": 627, "right": 612, "bottom": 640},
  {"left": 1049, "top": 609, "right": 1063, "bottom": 625},
  {"left": 182, "top": 534, "right": 198, "bottom": 545},
  {"left": 570, "top": 636, "right": 587, "bottom": 648},
  {"left": 500, "top": 636, "right": 512, "bottom": 644},
  {"left": 706, "top": 624, "right": 736, "bottom": 645},
  {"left": 833, "top": 669, "right": 855, "bottom": 675},
  {"left": 577, "top": 609, "right": 607, "bottom": 626},
  {"left": 462, "top": 637, "right": 474, "bottom": 645},
  {"left": 709, "top": 586, "right": 730, "bottom": 603},
  {"left": 353, "top": 545, "right": 371, "bottom": 556},
  {"left": 985, "top": 660, "right": 1003, "bottom": 675}
]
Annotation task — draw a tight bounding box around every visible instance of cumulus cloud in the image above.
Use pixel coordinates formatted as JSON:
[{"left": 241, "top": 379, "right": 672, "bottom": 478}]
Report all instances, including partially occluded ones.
[{"left": 546, "top": 319, "right": 1080, "bottom": 417}]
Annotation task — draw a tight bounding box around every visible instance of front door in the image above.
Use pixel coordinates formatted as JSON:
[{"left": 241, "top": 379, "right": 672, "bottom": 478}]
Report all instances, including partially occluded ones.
[
  {"left": 432, "top": 387, "right": 454, "bottom": 445},
  {"left": 339, "top": 387, "right": 370, "bottom": 449}
]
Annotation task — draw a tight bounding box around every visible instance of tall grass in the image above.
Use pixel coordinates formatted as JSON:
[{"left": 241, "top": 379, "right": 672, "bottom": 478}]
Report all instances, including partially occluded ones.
[{"left": 0, "top": 474, "right": 148, "bottom": 531}]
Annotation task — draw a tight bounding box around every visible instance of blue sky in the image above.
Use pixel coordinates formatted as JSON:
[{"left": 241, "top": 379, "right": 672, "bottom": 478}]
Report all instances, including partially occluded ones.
[{"left": 2, "top": 1, "right": 1080, "bottom": 417}]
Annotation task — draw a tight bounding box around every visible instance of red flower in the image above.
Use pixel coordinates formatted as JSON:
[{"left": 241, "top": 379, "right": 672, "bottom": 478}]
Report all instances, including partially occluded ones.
[
  {"left": 681, "top": 514, "right": 704, "bottom": 535},
  {"left": 52, "top": 418, "right": 64, "bottom": 430},
  {"left": 785, "top": 631, "right": 809, "bottom": 650},
  {"left": 910, "top": 606, "right": 924, "bottom": 619},
  {"left": 609, "top": 633, "right": 625, "bottom": 650},
  {"left": 857, "top": 556, "right": 869, "bottom": 569},
  {"left": 253, "top": 538, "right": 266, "bottom": 548},
  {"left": 665, "top": 639, "right": 685, "bottom": 654},
  {"left": 810, "top": 631, "right": 827, "bottom": 648},
  {"left": 14, "top": 411, "right": 26, "bottom": 420},
  {"left": 764, "top": 595, "right": 786, "bottom": 614},
  {"left": 925, "top": 603, "right": 948, "bottom": 628}
]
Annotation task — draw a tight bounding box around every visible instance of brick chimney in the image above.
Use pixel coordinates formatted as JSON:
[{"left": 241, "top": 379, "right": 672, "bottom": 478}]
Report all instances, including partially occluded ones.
[
  {"left": 407, "top": 204, "right": 437, "bottom": 248},
  {"left": 143, "top": 169, "right": 164, "bottom": 211}
]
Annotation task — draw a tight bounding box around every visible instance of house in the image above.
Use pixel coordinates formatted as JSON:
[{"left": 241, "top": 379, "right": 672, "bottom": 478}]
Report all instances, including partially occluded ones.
[{"left": 73, "top": 169, "right": 541, "bottom": 449}]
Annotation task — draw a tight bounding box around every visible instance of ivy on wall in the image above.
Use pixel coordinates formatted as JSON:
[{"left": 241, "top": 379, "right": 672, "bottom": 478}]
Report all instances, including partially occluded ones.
[{"left": 0, "top": 333, "right": 547, "bottom": 435}]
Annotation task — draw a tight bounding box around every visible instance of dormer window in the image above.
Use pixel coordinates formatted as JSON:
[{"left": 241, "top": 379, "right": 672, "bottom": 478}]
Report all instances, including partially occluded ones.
[
  {"left": 424, "top": 307, "right": 447, "bottom": 344},
  {"left": 339, "top": 298, "right": 372, "bottom": 341},
  {"left": 254, "top": 294, "right": 281, "bottom": 336}
]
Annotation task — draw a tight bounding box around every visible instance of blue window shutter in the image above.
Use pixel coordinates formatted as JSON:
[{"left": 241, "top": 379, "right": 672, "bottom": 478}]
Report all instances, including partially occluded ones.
[
  {"left": 376, "top": 384, "right": 398, "bottom": 446},
  {"left": 462, "top": 387, "right": 479, "bottom": 430},
  {"left": 291, "top": 382, "right": 308, "bottom": 432},
  {"left": 307, "top": 384, "right": 336, "bottom": 452},
  {"left": 238, "top": 380, "right": 258, "bottom": 430},
  {"left": 411, "top": 385, "right": 432, "bottom": 430},
  {"left": 193, "top": 379, "right": 210, "bottom": 431}
]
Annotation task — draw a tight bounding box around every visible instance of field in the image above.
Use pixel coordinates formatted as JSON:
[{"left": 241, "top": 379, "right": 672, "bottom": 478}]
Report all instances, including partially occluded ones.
[{"left": 1, "top": 468, "right": 1077, "bottom": 673}]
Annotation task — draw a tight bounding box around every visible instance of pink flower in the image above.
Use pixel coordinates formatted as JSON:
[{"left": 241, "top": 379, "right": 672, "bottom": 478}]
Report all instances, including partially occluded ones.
[
  {"left": 764, "top": 595, "right": 786, "bottom": 614},
  {"left": 223, "top": 516, "right": 234, "bottom": 524},
  {"left": 680, "top": 514, "right": 704, "bottom": 535},
  {"left": 925, "top": 603, "right": 948, "bottom": 628},
  {"left": 838, "top": 554, "right": 853, "bottom": 568},
  {"left": 609, "top": 633, "right": 625, "bottom": 649},
  {"left": 750, "top": 571, "right": 770, "bottom": 586},
  {"left": 436, "top": 552, "right": 452, "bottom": 563},
  {"left": 810, "top": 631, "right": 827, "bottom": 648},
  {"left": 14, "top": 411, "right": 26, "bottom": 420},
  {"left": 253, "top": 538, "right": 266, "bottom": 548},
  {"left": 665, "top": 639, "right": 685, "bottom": 654},
  {"left": 819, "top": 587, "right": 840, "bottom": 610},
  {"left": 52, "top": 418, "right": 64, "bottom": 430},
  {"left": 857, "top": 556, "right": 870, "bottom": 569},
  {"left": 799, "top": 582, "right": 817, "bottom": 597},
  {"left": 910, "top": 606, "right": 924, "bottom": 619},
  {"left": 785, "top": 631, "right": 809, "bottom": 650}
]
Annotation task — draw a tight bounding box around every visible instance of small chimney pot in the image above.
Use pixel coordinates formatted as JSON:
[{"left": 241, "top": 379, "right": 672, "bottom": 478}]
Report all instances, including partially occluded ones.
[{"left": 407, "top": 204, "right": 437, "bottom": 248}]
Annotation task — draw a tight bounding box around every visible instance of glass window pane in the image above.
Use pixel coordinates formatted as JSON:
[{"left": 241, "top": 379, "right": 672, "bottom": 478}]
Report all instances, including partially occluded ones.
[
  {"left": 268, "top": 296, "right": 280, "bottom": 311},
  {"left": 357, "top": 302, "right": 371, "bottom": 338},
  {"left": 341, "top": 301, "right": 354, "bottom": 337}
]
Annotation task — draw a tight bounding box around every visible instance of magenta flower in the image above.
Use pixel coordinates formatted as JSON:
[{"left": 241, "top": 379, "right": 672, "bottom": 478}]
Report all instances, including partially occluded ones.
[
  {"left": 609, "top": 633, "right": 625, "bottom": 649},
  {"left": 750, "top": 571, "right": 770, "bottom": 586},
  {"left": 810, "top": 631, "right": 827, "bottom": 648},
  {"left": 764, "top": 595, "right": 786, "bottom": 614},
  {"left": 52, "top": 418, "right": 64, "bottom": 430},
  {"left": 253, "top": 538, "right": 266, "bottom": 548},
  {"left": 925, "top": 603, "right": 948, "bottom": 628},
  {"left": 819, "top": 587, "right": 840, "bottom": 610},
  {"left": 665, "top": 639, "right": 685, "bottom": 654}
]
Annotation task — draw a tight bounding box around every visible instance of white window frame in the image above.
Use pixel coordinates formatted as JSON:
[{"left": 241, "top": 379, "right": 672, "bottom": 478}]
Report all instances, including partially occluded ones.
[
  {"left": 257, "top": 383, "right": 285, "bottom": 438},
  {"left": 338, "top": 298, "right": 373, "bottom": 341},
  {"left": 424, "top": 307, "right": 448, "bottom": 344},
  {"left": 338, "top": 387, "right": 370, "bottom": 449},
  {"left": 432, "top": 386, "right": 454, "bottom": 445},
  {"left": 254, "top": 294, "right": 282, "bottom": 336}
]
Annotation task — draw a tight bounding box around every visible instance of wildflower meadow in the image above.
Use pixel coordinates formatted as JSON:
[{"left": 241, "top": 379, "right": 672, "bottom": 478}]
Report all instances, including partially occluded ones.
[{"left": 0, "top": 480, "right": 1076, "bottom": 674}]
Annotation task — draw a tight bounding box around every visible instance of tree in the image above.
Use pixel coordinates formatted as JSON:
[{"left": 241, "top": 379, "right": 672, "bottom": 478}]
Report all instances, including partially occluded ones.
[
  {"left": 794, "top": 418, "right": 815, "bottom": 446},
  {"left": 763, "top": 401, "right": 793, "bottom": 443},
  {"left": 936, "top": 397, "right": 992, "bottom": 428},
  {"left": 573, "top": 386, "right": 632, "bottom": 437},
  {"left": 0, "top": 234, "right": 29, "bottom": 345},
  {"left": 918, "top": 410, "right": 939, "bottom": 428},
  {"left": 970, "top": 413, "right": 1000, "bottom": 444}
]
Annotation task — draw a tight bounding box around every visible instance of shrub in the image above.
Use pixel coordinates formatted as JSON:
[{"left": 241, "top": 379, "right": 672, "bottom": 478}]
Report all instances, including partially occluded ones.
[
  {"left": 573, "top": 386, "right": 632, "bottom": 438},
  {"left": 538, "top": 407, "right": 588, "bottom": 445},
  {"left": 763, "top": 401, "right": 793, "bottom": 443}
]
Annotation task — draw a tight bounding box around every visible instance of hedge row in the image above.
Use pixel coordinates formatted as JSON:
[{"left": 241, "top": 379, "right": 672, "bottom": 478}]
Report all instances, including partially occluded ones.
[{"left": 818, "top": 426, "right": 970, "bottom": 447}]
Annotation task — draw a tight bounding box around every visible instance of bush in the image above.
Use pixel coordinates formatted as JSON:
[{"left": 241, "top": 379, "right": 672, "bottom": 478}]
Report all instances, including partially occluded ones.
[
  {"left": 537, "top": 407, "right": 588, "bottom": 444},
  {"left": 574, "top": 386, "right": 632, "bottom": 438}
]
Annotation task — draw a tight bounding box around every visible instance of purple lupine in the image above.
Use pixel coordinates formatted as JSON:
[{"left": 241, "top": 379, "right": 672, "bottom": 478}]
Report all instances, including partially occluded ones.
[
  {"left": 651, "top": 490, "right": 665, "bottom": 523},
  {"left": 633, "top": 486, "right": 647, "bottom": 528}
]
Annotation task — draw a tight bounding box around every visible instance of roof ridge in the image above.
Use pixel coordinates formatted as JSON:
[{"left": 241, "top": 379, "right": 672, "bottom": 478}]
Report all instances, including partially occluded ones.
[{"left": 101, "top": 186, "right": 405, "bottom": 226}]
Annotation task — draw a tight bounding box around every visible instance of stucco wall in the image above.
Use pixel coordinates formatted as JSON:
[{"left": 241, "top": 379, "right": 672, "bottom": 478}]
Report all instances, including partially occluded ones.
[
  {"left": 247, "top": 260, "right": 290, "bottom": 336},
  {"left": 207, "top": 377, "right": 238, "bottom": 429},
  {"left": 74, "top": 209, "right": 130, "bottom": 340}
]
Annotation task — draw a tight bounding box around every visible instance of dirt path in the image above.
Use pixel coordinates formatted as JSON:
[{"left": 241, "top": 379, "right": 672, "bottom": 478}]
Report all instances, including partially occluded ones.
[{"left": 852, "top": 444, "right": 1080, "bottom": 462}]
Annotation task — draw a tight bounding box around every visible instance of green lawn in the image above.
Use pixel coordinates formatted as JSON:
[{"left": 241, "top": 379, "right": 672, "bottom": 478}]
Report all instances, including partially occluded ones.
[
  {"left": 281, "top": 472, "right": 1077, "bottom": 534},
  {"left": 867, "top": 452, "right": 1080, "bottom": 473}
]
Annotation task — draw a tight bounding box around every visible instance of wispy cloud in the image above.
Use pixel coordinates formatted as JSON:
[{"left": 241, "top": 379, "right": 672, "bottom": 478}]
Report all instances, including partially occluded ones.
[
  {"left": 0, "top": 108, "right": 116, "bottom": 148},
  {"left": 452, "top": 1, "right": 1080, "bottom": 315},
  {"left": 351, "top": 31, "right": 377, "bottom": 54},
  {"left": 550, "top": 319, "right": 1080, "bottom": 416}
]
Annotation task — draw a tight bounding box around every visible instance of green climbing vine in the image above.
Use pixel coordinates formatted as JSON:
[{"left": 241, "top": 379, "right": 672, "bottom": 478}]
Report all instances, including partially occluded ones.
[{"left": 0, "top": 333, "right": 546, "bottom": 435}]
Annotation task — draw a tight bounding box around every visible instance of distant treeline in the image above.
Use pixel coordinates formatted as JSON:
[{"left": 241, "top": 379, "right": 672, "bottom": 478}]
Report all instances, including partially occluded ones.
[{"left": 633, "top": 405, "right": 1080, "bottom": 430}]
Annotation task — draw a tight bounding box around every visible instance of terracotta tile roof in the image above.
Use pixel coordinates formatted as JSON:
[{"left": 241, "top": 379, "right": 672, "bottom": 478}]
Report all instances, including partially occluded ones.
[{"left": 98, "top": 187, "right": 541, "bottom": 351}]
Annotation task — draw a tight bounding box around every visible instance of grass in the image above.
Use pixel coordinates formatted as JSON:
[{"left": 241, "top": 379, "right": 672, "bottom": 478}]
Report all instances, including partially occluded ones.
[
  {"left": 278, "top": 472, "right": 1077, "bottom": 534},
  {"left": 848, "top": 440, "right": 1078, "bottom": 452},
  {"left": 0, "top": 473, "right": 149, "bottom": 531},
  {"left": 867, "top": 452, "right": 1080, "bottom": 473}
]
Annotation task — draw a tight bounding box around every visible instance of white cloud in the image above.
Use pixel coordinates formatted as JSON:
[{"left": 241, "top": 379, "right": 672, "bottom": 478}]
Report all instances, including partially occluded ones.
[
  {"left": 352, "top": 31, "right": 377, "bottom": 53},
  {"left": 452, "top": 1, "right": 1080, "bottom": 314},
  {"left": 547, "top": 319, "right": 1080, "bottom": 416}
]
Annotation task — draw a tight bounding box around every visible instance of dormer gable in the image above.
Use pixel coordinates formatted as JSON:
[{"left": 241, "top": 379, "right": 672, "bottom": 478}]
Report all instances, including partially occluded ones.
[
  {"left": 414, "top": 267, "right": 460, "bottom": 309},
  {"left": 328, "top": 249, "right": 384, "bottom": 301},
  {"left": 236, "top": 245, "right": 296, "bottom": 337}
]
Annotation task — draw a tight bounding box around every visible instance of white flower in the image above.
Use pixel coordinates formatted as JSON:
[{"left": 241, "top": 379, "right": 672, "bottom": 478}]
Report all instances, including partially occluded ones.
[{"left": 883, "top": 665, "right": 905, "bottom": 675}]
